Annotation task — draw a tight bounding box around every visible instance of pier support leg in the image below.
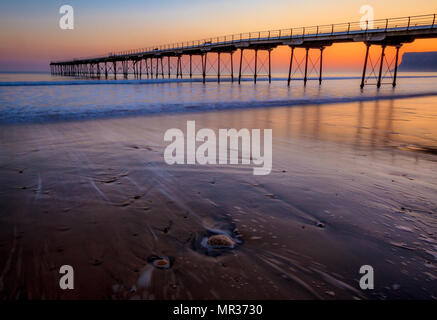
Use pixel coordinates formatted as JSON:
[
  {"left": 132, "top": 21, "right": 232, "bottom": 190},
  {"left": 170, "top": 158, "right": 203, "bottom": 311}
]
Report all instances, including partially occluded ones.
[
  {"left": 125, "top": 61, "right": 128, "bottom": 79},
  {"left": 136, "top": 60, "right": 139, "bottom": 78},
  {"left": 139, "top": 60, "right": 142, "bottom": 79},
  {"left": 176, "top": 56, "right": 182, "bottom": 78},
  {"left": 319, "top": 47, "right": 324, "bottom": 85},
  {"left": 105, "top": 62, "right": 108, "bottom": 79},
  {"left": 360, "top": 44, "right": 371, "bottom": 89},
  {"left": 230, "top": 52, "right": 234, "bottom": 83},
  {"left": 377, "top": 45, "right": 386, "bottom": 88},
  {"left": 113, "top": 61, "right": 117, "bottom": 79},
  {"left": 161, "top": 57, "right": 164, "bottom": 78},
  {"left": 304, "top": 48, "right": 309, "bottom": 85},
  {"left": 137, "top": 60, "right": 139, "bottom": 78},
  {"left": 176, "top": 57, "right": 179, "bottom": 78},
  {"left": 149, "top": 59, "right": 152, "bottom": 78},
  {"left": 392, "top": 45, "right": 401, "bottom": 87},
  {"left": 238, "top": 49, "right": 243, "bottom": 84},
  {"left": 217, "top": 52, "right": 221, "bottom": 83},
  {"left": 288, "top": 47, "right": 294, "bottom": 86},
  {"left": 202, "top": 53, "right": 207, "bottom": 83},
  {"left": 254, "top": 49, "right": 258, "bottom": 84},
  {"left": 268, "top": 49, "right": 272, "bottom": 84},
  {"left": 189, "top": 55, "right": 192, "bottom": 79},
  {"left": 168, "top": 56, "right": 171, "bottom": 78},
  {"left": 155, "top": 58, "right": 159, "bottom": 79}
]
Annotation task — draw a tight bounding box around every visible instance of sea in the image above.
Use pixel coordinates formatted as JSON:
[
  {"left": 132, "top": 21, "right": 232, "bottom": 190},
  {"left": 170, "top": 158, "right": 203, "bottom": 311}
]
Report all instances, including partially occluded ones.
[{"left": 1, "top": 71, "right": 437, "bottom": 124}]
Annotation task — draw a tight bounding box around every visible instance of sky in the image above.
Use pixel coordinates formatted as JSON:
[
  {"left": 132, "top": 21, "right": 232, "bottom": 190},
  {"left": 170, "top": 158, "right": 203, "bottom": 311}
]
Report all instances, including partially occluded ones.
[{"left": 0, "top": 0, "right": 436, "bottom": 71}]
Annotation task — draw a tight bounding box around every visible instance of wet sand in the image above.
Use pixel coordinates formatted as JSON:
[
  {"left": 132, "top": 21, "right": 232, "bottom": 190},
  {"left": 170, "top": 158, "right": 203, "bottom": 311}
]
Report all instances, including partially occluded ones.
[{"left": 0, "top": 97, "right": 436, "bottom": 299}]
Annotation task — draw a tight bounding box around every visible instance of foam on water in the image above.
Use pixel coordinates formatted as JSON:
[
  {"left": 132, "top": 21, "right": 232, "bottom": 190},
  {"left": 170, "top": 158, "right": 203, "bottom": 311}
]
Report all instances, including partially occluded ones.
[{"left": 1, "top": 72, "right": 437, "bottom": 124}]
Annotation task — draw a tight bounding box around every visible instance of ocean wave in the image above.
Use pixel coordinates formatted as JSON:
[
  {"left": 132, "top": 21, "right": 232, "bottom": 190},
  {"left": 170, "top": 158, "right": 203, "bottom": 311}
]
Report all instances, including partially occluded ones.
[
  {"left": 1, "top": 75, "right": 437, "bottom": 87},
  {"left": 1, "top": 90, "right": 437, "bottom": 124}
]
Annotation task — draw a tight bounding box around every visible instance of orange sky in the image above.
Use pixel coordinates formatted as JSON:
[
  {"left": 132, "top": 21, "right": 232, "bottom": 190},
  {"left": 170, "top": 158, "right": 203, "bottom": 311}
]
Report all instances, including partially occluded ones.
[{"left": 0, "top": 0, "right": 436, "bottom": 71}]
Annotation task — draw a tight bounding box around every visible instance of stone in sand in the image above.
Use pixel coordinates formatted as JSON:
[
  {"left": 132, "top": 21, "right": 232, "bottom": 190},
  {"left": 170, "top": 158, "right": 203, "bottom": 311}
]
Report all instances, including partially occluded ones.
[
  {"left": 152, "top": 258, "right": 170, "bottom": 269},
  {"left": 206, "top": 234, "right": 234, "bottom": 248}
]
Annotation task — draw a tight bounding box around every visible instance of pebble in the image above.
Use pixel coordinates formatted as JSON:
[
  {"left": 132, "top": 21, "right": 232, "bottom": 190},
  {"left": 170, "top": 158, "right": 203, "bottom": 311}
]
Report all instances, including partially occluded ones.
[
  {"left": 148, "top": 255, "right": 172, "bottom": 269},
  {"left": 206, "top": 234, "right": 235, "bottom": 249}
]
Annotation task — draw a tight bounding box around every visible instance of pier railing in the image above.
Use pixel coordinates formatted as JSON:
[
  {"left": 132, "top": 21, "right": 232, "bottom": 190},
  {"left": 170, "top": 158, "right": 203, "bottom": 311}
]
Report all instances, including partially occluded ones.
[
  {"left": 52, "top": 13, "right": 436, "bottom": 64},
  {"left": 110, "top": 14, "right": 435, "bottom": 56}
]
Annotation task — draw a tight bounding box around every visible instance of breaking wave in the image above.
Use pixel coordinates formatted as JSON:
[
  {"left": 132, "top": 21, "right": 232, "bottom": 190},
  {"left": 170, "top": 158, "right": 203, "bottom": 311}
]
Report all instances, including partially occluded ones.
[{"left": 1, "top": 90, "right": 437, "bottom": 124}]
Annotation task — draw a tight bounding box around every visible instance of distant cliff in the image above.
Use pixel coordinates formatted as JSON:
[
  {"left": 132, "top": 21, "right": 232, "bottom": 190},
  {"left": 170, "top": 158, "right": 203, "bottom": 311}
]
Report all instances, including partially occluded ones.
[{"left": 398, "top": 52, "right": 437, "bottom": 71}]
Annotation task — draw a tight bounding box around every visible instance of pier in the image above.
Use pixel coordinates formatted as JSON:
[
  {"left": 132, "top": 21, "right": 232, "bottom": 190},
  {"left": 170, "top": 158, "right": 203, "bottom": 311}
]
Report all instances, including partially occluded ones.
[{"left": 50, "top": 14, "right": 437, "bottom": 87}]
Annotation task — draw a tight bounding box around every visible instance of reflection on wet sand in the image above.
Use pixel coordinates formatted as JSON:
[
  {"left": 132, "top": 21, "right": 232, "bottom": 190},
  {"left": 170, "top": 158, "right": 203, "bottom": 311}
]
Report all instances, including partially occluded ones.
[{"left": 0, "top": 96, "right": 436, "bottom": 300}]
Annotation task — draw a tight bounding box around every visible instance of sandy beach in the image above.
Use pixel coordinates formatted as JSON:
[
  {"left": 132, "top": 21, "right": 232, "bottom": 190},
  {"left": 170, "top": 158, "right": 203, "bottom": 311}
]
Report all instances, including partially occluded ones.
[{"left": 0, "top": 96, "right": 436, "bottom": 300}]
